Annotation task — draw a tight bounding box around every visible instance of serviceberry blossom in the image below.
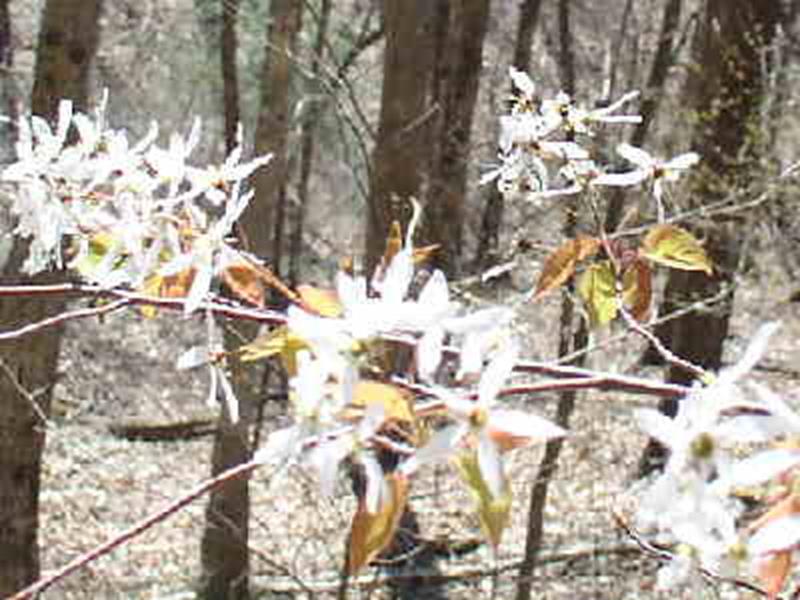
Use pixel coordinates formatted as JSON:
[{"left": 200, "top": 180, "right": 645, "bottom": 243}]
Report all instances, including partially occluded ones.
[
  {"left": 633, "top": 322, "right": 789, "bottom": 589},
  {"left": 1, "top": 93, "right": 271, "bottom": 305},
  {"left": 483, "top": 67, "right": 643, "bottom": 201},
  {"left": 593, "top": 143, "right": 700, "bottom": 219},
  {"left": 404, "top": 338, "right": 565, "bottom": 498}
]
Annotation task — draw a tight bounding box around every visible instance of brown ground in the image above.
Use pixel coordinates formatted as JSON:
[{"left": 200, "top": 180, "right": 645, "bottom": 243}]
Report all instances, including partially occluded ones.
[{"left": 35, "top": 257, "right": 799, "bottom": 600}]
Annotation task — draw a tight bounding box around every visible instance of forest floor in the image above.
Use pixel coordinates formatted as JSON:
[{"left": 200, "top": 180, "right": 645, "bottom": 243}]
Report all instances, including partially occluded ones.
[{"left": 35, "top": 254, "right": 800, "bottom": 600}]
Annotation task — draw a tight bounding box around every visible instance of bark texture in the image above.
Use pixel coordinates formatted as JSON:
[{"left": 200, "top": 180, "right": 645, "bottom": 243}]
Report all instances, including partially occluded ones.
[
  {"left": 640, "top": 0, "right": 780, "bottom": 473},
  {"left": 0, "top": 0, "right": 102, "bottom": 595},
  {"left": 200, "top": 2, "right": 303, "bottom": 599}
]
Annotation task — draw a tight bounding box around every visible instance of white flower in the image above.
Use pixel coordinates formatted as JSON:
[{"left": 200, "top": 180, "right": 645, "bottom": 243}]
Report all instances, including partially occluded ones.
[
  {"left": 593, "top": 143, "right": 699, "bottom": 217},
  {"left": 403, "top": 339, "right": 565, "bottom": 497},
  {"left": 307, "top": 402, "right": 387, "bottom": 512}
]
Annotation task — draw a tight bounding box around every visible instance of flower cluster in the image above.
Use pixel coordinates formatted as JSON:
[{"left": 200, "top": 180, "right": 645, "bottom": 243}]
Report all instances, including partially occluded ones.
[
  {"left": 482, "top": 67, "right": 697, "bottom": 214},
  {"left": 3, "top": 79, "right": 798, "bottom": 592},
  {"left": 2, "top": 93, "right": 271, "bottom": 313},
  {"left": 257, "top": 209, "right": 565, "bottom": 529},
  {"left": 632, "top": 322, "right": 800, "bottom": 593}
]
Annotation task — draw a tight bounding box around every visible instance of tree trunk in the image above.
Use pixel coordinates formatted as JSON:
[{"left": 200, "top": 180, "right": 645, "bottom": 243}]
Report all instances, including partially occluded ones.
[
  {"left": 420, "top": 0, "right": 490, "bottom": 277},
  {"left": 0, "top": 0, "right": 102, "bottom": 595},
  {"left": 639, "top": 0, "right": 780, "bottom": 474},
  {"left": 515, "top": 2, "right": 581, "bottom": 598},
  {"left": 220, "top": 0, "right": 240, "bottom": 155},
  {"left": 200, "top": 2, "right": 303, "bottom": 599},
  {"left": 475, "top": 0, "right": 543, "bottom": 270},
  {"left": 289, "top": 0, "right": 331, "bottom": 286},
  {"left": 365, "top": 0, "right": 439, "bottom": 274}
]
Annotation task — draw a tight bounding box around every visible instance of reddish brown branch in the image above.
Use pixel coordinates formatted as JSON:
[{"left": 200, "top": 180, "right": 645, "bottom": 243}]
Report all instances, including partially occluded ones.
[{"left": 6, "top": 459, "right": 261, "bottom": 600}]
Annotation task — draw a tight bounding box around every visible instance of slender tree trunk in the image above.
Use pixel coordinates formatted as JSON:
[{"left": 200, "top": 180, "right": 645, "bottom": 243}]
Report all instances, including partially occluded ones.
[
  {"left": 516, "top": 2, "right": 581, "bottom": 598},
  {"left": 605, "top": 0, "right": 683, "bottom": 234},
  {"left": 638, "top": 0, "right": 780, "bottom": 475},
  {"left": 200, "top": 3, "right": 303, "bottom": 599},
  {"left": 365, "top": 0, "right": 439, "bottom": 274},
  {"left": 475, "top": 0, "right": 543, "bottom": 269},
  {"left": 0, "top": 0, "right": 102, "bottom": 595},
  {"left": 251, "top": 0, "right": 303, "bottom": 277},
  {"left": 289, "top": 0, "right": 331, "bottom": 287},
  {"left": 221, "top": 0, "right": 240, "bottom": 155}
]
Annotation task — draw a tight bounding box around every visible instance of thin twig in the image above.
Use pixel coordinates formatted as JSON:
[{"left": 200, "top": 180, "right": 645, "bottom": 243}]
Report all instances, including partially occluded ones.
[
  {"left": 6, "top": 459, "right": 261, "bottom": 600},
  {"left": 0, "top": 298, "right": 129, "bottom": 341},
  {"left": 612, "top": 510, "right": 777, "bottom": 598}
]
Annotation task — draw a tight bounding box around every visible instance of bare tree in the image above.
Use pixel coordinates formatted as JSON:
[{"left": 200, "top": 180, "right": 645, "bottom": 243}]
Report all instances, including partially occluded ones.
[
  {"left": 0, "top": 0, "right": 102, "bottom": 595},
  {"left": 640, "top": 0, "right": 781, "bottom": 473},
  {"left": 200, "top": 2, "right": 303, "bottom": 599},
  {"left": 475, "top": 0, "right": 543, "bottom": 270},
  {"left": 366, "top": 0, "right": 439, "bottom": 274}
]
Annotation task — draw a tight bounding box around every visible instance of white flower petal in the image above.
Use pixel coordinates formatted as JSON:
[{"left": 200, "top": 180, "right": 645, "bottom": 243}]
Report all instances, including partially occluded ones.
[
  {"left": 488, "top": 409, "right": 566, "bottom": 443},
  {"left": 749, "top": 515, "right": 800, "bottom": 556},
  {"left": 509, "top": 67, "right": 536, "bottom": 97},
  {"left": 726, "top": 449, "right": 800, "bottom": 488},
  {"left": 417, "top": 326, "right": 444, "bottom": 381},
  {"left": 616, "top": 143, "right": 654, "bottom": 168},
  {"left": 478, "top": 340, "right": 517, "bottom": 407},
  {"left": 719, "top": 322, "right": 779, "bottom": 385},
  {"left": 477, "top": 433, "right": 504, "bottom": 499},
  {"left": 664, "top": 152, "right": 700, "bottom": 171},
  {"left": 402, "top": 423, "right": 467, "bottom": 475}
]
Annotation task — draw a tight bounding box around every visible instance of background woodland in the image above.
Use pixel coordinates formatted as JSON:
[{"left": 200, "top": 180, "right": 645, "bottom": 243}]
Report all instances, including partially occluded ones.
[{"left": 0, "top": 0, "right": 799, "bottom": 598}]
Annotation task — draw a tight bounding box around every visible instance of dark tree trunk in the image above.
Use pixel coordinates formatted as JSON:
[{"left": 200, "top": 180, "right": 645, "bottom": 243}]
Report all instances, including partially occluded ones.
[
  {"left": 365, "top": 0, "right": 439, "bottom": 274},
  {"left": 515, "top": 2, "right": 581, "bottom": 598},
  {"left": 200, "top": 2, "right": 303, "bottom": 599},
  {"left": 475, "top": 0, "right": 543, "bottom": 270},
  {"left": 220, "top": 0, "right": 241, "bottom": 155},
  {"left": 420, "top": 0, "right": 490, "bottom": 277},
  {"left": 639, "top": 0, "right": 781, "bottom": 474},
  {"left": 0, "top": 0, "right": 102, "bottom": 595}
]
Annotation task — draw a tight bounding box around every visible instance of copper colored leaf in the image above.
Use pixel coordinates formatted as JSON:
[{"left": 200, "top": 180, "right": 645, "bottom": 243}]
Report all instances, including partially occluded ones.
[
  {"left": 533, "top": 236, "right": 600, "bottom": 299},
  {"left": 640, "top": 224, "right": 713, "bottom": 275},
  {"left": 455, "top": 450, "right": 512, "bottom": 551},
  {"left": 251, "top": 262, "right": 301, "bottom": 304},
  {"left": 577, "top": 261, "right": 618, "bottom": 326},
  {"left": 756, "top": 551, "right": 792, "bottom": 600},
  {"left": 222, "top": 262, "right": 265, "bottom": 307},
  {"left": 296, "top": 284, "right": 343, "bottom": 318},
  {"left": 383, "top": 221, "right": 404, "bottom": 266},
  {"left": 622, "top": 259, "right": 652, "bottom": 322},
  {"left": 347, "top": 472, "right": 409, "bottom": 574},
  {"left": 346, "top": 380, "right": 415, "bottom": 425},
  {"left": 138, "top": 267, "right": 196, "bottom": 318},
  {"left": 412, "top": 244, "right": 440, "bottom": 265}
]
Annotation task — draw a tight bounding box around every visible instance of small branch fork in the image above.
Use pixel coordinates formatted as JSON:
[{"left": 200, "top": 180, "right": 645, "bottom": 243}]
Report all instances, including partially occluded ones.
[{"left": 0, "top": 282, "right": 691, "bottom": 400}]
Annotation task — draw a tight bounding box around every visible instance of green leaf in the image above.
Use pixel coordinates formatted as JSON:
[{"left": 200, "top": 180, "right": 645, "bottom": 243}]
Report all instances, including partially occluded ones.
[
  {"left": 640, "top": 224, "right": 713, "bottom": 274},
  {"left": 455, "top": 450, "right": 512, "bottom": 551},
  {"left": 577, "top": 261, "right": 618, "bottom": 326}
]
